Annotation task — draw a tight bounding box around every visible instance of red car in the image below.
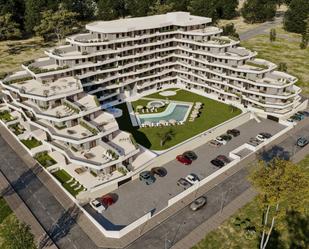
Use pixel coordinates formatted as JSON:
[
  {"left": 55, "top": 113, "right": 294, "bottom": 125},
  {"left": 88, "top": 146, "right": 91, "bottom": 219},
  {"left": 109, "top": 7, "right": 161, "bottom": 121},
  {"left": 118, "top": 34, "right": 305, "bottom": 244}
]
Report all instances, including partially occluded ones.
[
  {"left": 176, "top": 155, "right": 192, "bottom": 165},
  {"left": 101, "top": 194, "right": 115, "bottom": 207}
]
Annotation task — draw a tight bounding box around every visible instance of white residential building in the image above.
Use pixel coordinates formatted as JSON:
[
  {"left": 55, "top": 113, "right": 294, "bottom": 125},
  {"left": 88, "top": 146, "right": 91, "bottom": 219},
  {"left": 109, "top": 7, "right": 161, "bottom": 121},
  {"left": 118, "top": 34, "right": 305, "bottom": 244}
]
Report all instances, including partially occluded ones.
[{"left": 0, "top": 12, "right": 304, "bottom": 176}]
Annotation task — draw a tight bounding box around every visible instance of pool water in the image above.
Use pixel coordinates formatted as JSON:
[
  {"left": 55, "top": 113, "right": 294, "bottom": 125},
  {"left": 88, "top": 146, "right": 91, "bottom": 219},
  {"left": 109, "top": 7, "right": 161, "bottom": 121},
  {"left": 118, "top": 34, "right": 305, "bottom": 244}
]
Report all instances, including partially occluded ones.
[{"left": 138, "top": 103, "right": 191, "bottom": 124}]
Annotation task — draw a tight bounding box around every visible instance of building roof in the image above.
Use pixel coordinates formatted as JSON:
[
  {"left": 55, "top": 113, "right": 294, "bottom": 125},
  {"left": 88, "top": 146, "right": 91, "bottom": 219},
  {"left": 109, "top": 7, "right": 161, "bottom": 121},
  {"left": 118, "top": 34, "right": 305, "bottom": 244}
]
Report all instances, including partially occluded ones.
[{"left": 86, "top": 12, "right": 212, "bottom": 33}]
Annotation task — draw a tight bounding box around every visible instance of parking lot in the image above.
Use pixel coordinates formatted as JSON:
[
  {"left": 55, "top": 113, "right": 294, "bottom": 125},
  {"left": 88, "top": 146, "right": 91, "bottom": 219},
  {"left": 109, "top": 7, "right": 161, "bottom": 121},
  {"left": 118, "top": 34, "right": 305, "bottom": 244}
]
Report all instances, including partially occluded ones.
[{"left": 85, "top": 118, "right": 285, "bottom": 228}]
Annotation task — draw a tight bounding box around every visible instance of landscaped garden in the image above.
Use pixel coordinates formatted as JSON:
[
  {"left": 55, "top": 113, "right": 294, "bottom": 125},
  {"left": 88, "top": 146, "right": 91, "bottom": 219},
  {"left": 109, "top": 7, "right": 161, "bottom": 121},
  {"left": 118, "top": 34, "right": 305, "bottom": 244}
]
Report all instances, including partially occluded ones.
[
  {"left": 8, "top": 123, "right": 25, "bottom": 136},
  {"left": 34, "top": 151, "right": 57, "bottom": 168},
  {"left": 0, "top": 110, "right": 16, "bottom": 123},
  {"left": 52, "top": 169, "right": 84, "bottom": 197},
  {"left": 116, "top": 89, "right": 241, "bottom": 150},
  {"left": 20, "top": 137, "right": 42, "bottom": 149}
]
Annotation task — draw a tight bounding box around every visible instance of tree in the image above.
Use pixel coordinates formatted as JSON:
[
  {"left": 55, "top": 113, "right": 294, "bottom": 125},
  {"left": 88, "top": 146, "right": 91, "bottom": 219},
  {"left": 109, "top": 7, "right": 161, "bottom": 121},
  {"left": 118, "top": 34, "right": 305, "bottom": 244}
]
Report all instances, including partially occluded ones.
[
  {"left": 34, "top": 7, "right": 78, "bottom": 43},
  {"left": 62, "top": 0, "right": 97, "bottom": 20},
  {"left": 228, "top": 104, "right": 238, "bottom": 113},
  {"left": 0, "top": 217, "right": 37, "bottom": 249},
  {"left": 249, "top": 159, "right": 309, "bottom": 249},
  {"left": 97, "top": 0, "right": 126, "bottom": 20},
  {"left": 0, "top": 14, "right": 22, "bottom": 41},
  {"left": 216, "top": 0, "right": 239, "bottom": 19},
  {"left": 221, "top": 23, "right": 239, "bottom": 39},
  {"left": 241, "top": 0, "right": 276, "bottom": 23},
  {"left": 269, "top": 28, "right": 276, "bottom": 42},
  {"left": 166, "top": 0, "right": 189, "bottom": 11},
  {"left": 157, "top": 129, "right": 175, "bottom": 147},
  {"left": 0, "top": 0, "right": 25, "bottom": 29},
  {"left": 278, "top": 62, "right": 287, "bottom": 72},
  {"left": 284, "top": 0, "right": 309, "bottom": 34},
  {"left": 24, "top": 0, "right": 46, "bottom": 34},
  {"left": 188, "top": 0, "right": 219, "bottom": 22},
  {"left": 300, "top": 17, "right": 309, "bottom": 49},
  {"left": 148, "top": 0, "right": 174, "bottom": 15},
  {"left": 125, "top": 0, "right": 153, "bottom": 17}
]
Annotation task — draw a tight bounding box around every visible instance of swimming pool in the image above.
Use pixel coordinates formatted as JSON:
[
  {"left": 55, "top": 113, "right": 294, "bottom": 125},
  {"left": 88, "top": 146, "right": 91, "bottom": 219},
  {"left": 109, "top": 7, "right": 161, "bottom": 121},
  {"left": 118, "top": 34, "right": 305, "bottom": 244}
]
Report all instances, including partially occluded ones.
[{"left": 137, "top": 103, "right": 192, "bottom": 125}]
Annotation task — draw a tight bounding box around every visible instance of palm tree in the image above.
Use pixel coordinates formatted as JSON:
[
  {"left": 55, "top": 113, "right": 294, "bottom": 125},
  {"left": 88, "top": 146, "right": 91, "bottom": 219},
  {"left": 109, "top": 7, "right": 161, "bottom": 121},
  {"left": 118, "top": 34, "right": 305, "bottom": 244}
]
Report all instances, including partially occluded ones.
[
  {"left": 157, "top": 129, "right": 175, "bottom": 147},
  {"left": 229, "top": 104, "right": 238, "bottom": 113}
]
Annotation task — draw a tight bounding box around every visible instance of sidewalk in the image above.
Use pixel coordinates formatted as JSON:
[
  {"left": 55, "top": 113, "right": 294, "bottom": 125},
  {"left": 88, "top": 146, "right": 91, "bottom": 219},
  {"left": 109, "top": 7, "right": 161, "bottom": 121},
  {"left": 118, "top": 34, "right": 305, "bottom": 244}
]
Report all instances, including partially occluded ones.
[{"left": 0, "top": 171, "right": 57, "bottom": 249}]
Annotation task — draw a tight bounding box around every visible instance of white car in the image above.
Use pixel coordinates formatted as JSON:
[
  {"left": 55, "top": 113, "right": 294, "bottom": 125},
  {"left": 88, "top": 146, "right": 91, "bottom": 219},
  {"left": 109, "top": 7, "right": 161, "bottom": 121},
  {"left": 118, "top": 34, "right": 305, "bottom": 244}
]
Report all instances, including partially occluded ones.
[
  {"left": 215, "top": 136, "right": 227, "bottom": 145},
  {"left": 185, "top": 173, "right": 200, "bottom": 185},
  {"left": 256, "top": 134, "right": 267, "bottom": 142},
  {"left": 90, "top": 199, "right": 106, "bottom": 213}
]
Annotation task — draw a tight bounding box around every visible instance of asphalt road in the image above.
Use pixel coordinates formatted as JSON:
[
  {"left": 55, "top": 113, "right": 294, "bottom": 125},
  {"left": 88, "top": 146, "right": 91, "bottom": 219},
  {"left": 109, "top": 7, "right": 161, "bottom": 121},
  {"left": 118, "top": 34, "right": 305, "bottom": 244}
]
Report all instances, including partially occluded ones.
[
  {"left": 239, "top": 16, "right": 283, "bottom": 41},
  {"left": 0, "top": 135, "right": 101, "bottom": 249},
  {"left": 86, "top": 119, "right": 284, "bottom": 227}
]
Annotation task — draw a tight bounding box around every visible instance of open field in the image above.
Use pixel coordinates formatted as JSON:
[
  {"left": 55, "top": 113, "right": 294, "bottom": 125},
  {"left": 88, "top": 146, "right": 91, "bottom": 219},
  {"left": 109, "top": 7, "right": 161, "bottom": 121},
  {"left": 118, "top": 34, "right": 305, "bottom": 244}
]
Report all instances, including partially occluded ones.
[
  {"left": 241, "top": 26, "right": 309, "bottom": 94},
  {"left": 116, "top": 89, "right": 241, "bottom": 150},
  {"left": 0, "top": 37, "right": 55, "bottom": 77},
  {"left": 193, "top": 155, "right": 309, "bottom": 249}
]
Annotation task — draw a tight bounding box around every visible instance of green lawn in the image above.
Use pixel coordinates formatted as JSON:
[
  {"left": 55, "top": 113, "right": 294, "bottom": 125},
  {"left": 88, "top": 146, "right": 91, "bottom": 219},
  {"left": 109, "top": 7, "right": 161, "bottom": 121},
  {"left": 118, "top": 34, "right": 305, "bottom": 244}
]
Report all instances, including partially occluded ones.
[
  {"left": 52, "top": 169, "right": 84, "bottom": 197},
  {"left": 34, "top": 151, "right": 57, "bottom": 168},
  {"left": 193, "top": 155, "right": 309, "bottom": 249},
  {"left": 8, "top": 123, "right": 25, "bottom": 136},
  {"left": 116, "top": 89, "right": 241, "bottom": 150},
  {"left": 21, "top": 137, "right": 42, "bottom": 149},
  {"left": 241, "top": 26, "right": 309, "bottom": 94},
  {"left": 0, "top": 110, "right": 16, "bottom": 123},
  {"left": 0, "top": 197, "right": 13, "bottom": 247}
]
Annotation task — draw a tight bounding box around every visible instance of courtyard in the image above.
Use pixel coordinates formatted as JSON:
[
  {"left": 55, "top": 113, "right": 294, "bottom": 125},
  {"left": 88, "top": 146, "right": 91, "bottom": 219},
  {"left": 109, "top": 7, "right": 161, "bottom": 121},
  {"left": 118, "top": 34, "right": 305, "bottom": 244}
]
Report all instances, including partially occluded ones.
[{"left": 116, "top": 89, "right": 242, "bottom": 150}]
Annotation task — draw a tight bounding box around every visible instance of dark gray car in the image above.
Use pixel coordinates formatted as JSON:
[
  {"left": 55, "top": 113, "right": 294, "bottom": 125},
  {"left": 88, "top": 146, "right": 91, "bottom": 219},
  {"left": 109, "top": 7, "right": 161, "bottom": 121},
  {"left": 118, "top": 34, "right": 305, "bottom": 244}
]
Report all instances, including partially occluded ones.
[
  {"left": 190, "top": 196, "right": 207, "bottom": 211},
  {"left": 139, "top": 171, "right": 156, "bottom": 185}
]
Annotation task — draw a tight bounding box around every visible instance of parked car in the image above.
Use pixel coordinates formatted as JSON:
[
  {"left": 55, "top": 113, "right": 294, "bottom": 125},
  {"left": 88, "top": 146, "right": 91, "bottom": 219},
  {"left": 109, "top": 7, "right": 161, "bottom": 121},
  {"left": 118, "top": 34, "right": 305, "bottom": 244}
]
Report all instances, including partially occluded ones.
[
  {"left": 227, "top": 129, "right": 240, "bottom": 137},
  {"left": 298, "top": 111, "right": 309, "bottom": 117},
  {"left": 256, "top": 133, "right": 272, "bottom": 142},
  {"left": 190, "top": 196, "right": 207, "bottom": 211},
  {"left": 295, "top": 112, "right": 305, "bottom": 119},
  {"left": 101, "top": 194, "right": 115, "bottom": 207},
  {"left": 177, "top": 178, "right": 192, "bottom": 189},
  {"left": 211, "top": 159, "right": 225, "bottom": 168},
  {"left": 215, "top": 136, "right": 227, "bottom": 145},
  {"left": 208, "top": 139, "right": 222, "bottom": 147},
  {"left": 216, "top": 155, "right": 230, "bottom": 164},
  {"left": 185, "top": 173, "right": 200, "bottom": 185},
  {"left": 151, "top": 167, "right": 167, "bottom": 177},
  {"left": 90, "top": 199, "right": 105, "bottom": 213},
  {"left": 221, "top": 134, "right": 232, "bottom": 141},
  {"left": 183, "top": 151, "right": 198, "bottom": 161},
  {"left": 260, "top": 132, "right": 272, "bottom": 139},
  {"left": 287, "top": 118, "right": 296, "bottom": 124},
  {"left": 296, "top": 137, "right": 308, "bottom": 147},
  {"left": 139, "top": 171, "right": 156, "bottom": 185},
  {"left": 291, "top": 114, "right": 303, "bottom": 121},
  {"left": 248, "top": 137, "right": 262, "bottom": 147},
  {"left": 176, "top": 155, "right": 192, "bottom": 165}
]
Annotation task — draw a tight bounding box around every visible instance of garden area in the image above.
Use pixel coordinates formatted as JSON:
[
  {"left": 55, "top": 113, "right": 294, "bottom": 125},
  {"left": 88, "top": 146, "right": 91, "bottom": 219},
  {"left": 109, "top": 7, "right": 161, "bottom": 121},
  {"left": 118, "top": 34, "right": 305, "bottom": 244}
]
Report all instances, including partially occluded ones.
[
  {"left": 0, "top": 110, "right": 16, "bottom": 123},
  {"left": 52, "top": 169, "right": 84, "bottom": 197},
  {"left": 116, "top": 89, "right": 241, "bottom": 150},
  {"left": 193, "top": 155, "right": 309, "bottom": 249},
  {"left": 21, "top": 137, "right": 42, "bottom": 149},
  {"left": 34, "top": 151, "right": 57, "bottom": 168},
  {"left": 8, "top": 123, "right": 25, "bottom": 136}
]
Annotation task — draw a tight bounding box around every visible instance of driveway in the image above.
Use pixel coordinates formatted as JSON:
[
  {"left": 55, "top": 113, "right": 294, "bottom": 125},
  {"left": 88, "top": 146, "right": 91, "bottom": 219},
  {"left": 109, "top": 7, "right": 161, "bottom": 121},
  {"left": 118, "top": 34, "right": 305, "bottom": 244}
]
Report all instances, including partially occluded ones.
[{"left": 85, "top": 119, "right": 285, "bottom": 227}]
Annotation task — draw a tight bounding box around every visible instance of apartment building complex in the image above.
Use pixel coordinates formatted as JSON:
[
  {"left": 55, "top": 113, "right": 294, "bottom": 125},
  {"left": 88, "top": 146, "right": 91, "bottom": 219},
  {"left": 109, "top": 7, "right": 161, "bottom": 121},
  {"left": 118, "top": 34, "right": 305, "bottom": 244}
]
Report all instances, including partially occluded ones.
[{"left": 0, "top": 12, "right": 303, "bottom": 174}]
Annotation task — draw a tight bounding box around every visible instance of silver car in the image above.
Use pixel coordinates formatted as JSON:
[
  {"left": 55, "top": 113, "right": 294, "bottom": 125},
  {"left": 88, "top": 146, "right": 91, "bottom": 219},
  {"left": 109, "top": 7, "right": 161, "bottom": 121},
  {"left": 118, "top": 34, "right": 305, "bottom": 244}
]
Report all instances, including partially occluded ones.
[{"left": 190, "top": 196, "right": 207, "bottom": 211}]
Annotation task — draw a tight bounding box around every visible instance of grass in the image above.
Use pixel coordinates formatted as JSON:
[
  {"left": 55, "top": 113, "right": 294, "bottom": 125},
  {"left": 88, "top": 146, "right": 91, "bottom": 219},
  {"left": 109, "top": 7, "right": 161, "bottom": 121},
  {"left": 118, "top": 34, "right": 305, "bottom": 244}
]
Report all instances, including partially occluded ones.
[
  {"left": 52, "top": 169, "right": 84, "bottom": 197},
  {"left": 20, "top": 137, "right": 42, "bottom": 149},
  {"left": 0, "top": 37, "right": 55, "bottom": 76},
  {"left": 131, "top": 98, "right": 168, "bottom": 114},
  {"left": 0, "top": 111, "right": 16, "bottom": 122},
  {"left": 8, "top": 123, "right": 25, "bottom": 136},
  {"left": 34, "top": 151, "right": 57, "bottom": 168},
  {"left": 241, "top": 26, "right": 309, "bottom": 94},
  {"left": 0, "top": 197, "right": 13, "bottom": 247},
  {"left": 116, "top": 89, "right": 241, "bottom": 150},
  {"left": 193, "top": 155, "right": 309, "bottom": 249}
]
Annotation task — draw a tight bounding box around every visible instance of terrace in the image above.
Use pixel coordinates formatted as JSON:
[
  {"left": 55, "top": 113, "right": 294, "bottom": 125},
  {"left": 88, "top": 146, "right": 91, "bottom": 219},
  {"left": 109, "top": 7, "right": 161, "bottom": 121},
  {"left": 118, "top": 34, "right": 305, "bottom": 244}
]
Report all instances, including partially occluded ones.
[
  {"left": 108, "top": 131, "right": 138, "bottom": 156},
  {"left": 9, "top": 76, "right": 82, "bottom": 98}
]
